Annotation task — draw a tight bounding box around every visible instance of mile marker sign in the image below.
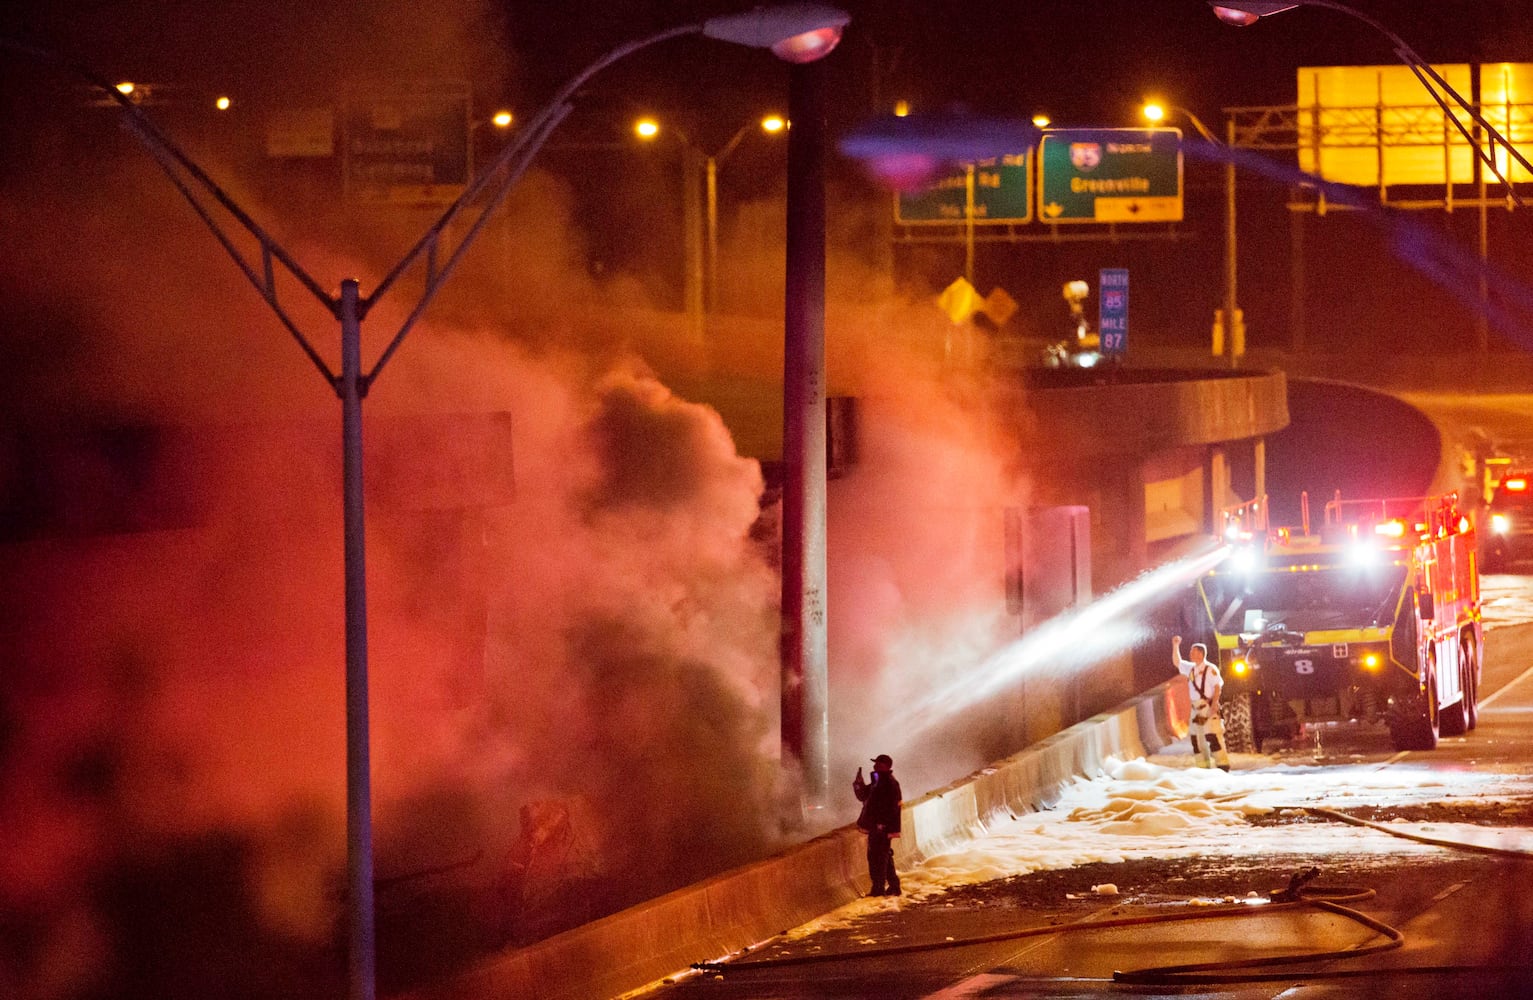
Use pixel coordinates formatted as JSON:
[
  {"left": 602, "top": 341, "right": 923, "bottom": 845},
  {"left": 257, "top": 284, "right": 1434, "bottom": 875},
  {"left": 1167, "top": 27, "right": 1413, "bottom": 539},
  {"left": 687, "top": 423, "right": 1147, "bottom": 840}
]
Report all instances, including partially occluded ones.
[
  {"left": 1099, "top": 268, "right": 1128, "bottom": 355},
  {"left": 1039, "top": 128, "right": 1183, "bottom": 223}
]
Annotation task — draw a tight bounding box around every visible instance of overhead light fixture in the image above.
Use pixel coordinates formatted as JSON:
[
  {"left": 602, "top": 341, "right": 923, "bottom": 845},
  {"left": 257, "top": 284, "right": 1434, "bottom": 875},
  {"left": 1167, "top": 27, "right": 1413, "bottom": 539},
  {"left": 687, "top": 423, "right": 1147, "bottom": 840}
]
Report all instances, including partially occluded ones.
[
  {"left": 702, "top": 3, "right": 851, "bottom": 63},
  {"left": 1208, "top": 2, "right": 1301, "bottom": 26}
]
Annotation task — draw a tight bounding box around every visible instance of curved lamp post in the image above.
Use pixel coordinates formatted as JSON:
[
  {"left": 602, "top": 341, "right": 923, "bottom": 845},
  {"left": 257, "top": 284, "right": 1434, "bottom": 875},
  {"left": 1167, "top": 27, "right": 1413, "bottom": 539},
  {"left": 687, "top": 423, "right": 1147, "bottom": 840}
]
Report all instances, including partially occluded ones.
[
  {"left": 707, "top": 115, "right": 788, "bottom": 313},
  {"left": 632, "top": 113, "right": 789, "bottom": 320},
  {"left": 1210, "top": 0, "right": 1533, "bottom": 356},
  {"left": 2, "top": 6, "right": 848, "bottom": 1000},
  {"left": 1208, "top": 0, "right": 1531, "bottom": 208},
  {"left": 1144, "top": 99, "right": 1243, "bottom": 364}
]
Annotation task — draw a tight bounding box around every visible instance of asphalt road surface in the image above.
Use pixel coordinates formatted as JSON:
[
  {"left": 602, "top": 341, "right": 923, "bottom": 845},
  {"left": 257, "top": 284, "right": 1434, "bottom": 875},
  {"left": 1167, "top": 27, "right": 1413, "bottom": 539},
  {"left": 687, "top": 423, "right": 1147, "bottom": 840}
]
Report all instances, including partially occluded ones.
[
  {"left": 641, "top": 389, "right": 1533, "bottom": 1000},
  {"left": 642, "top": 623, "right": 1533, "bottom": 1000}
]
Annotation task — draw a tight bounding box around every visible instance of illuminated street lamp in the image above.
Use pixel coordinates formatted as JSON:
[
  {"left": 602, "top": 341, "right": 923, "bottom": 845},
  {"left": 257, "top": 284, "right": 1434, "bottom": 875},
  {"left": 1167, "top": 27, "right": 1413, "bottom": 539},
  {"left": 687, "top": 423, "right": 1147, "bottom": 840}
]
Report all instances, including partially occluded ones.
[
  {"left": 1141, "top": 98, "right": 1241, "bottom": 364},
  {"left": 2, "top": 6, "right": 849, "bottom": 999},
  {"left": 707, "top": 114, "right": 789, "bottom": 313},
  {"left": 630, "top": 111, "right": 790, "bottom": 321},
  {"left": 1209, "top": 0, "right": 1533, "bottom": 356},
  {"left": 631, "top": 115, "right": 708, "bottom": 333},
  {"left": 1207, "top": 0, "right": 1531, "bottom": 204}
]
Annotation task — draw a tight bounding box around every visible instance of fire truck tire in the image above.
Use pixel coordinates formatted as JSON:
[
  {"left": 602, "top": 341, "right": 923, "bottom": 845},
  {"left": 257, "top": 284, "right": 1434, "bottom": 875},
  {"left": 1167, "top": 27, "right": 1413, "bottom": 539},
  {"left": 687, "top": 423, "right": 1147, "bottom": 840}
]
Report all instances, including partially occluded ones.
[
  {"left": 1390, "top": 669, "right": 1440, "bottom": 751},
  {"left": 1440, "top": 682, "right": 1468, "bottom": 736},
  {"left": 1222, "top": 692, "right": 1259, "bottom": 754},
  {"left": 1463, "top": 634, "right": 1480, "bottom": 731},
  {"left": 1441, "top": 639, "right": 1475, "bottom": 736}
]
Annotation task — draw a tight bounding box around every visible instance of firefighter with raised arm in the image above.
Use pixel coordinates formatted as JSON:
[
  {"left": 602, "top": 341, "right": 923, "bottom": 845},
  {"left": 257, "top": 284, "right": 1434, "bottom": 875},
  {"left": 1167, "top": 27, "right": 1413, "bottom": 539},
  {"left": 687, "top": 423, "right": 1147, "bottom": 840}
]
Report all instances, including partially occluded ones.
[
  {"left": 1173, "top": 636, "right": 1232, "bottom": 771},
  {"left": 852, "top": 754, "right": 903, "bottom": 896}
]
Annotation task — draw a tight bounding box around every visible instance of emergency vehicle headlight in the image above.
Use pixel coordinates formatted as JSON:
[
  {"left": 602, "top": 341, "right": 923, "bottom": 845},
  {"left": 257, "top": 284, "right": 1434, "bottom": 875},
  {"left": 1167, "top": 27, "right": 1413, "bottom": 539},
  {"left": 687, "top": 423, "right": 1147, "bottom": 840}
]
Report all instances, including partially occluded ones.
[
  {"left": 1492, "top": 513, "right": 1511, "bottom": 534},
  {"left": 1348, "top": 542, "right": 1379, "bottom": 566},
  {"left": 1231, "top": 658, "right": 1250, "bottom": 676},
  {"left": 1232, "top": 547, "right": 1260, "bottom": 574}
]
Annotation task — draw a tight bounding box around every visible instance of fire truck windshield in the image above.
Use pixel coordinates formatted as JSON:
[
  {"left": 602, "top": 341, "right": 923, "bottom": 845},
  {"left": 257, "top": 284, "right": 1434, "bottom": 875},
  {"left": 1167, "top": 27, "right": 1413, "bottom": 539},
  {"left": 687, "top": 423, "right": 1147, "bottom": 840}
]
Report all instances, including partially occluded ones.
[{"left": 1201, "top": 564, "right": 1408, "bottom": 634}]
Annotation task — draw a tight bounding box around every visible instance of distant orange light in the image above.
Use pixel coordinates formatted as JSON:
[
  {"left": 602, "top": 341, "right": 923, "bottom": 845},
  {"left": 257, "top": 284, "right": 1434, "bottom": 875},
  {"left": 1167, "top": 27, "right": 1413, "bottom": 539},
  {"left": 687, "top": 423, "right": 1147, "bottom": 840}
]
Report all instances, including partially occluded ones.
[
  {"left": 115, "top": 81, "right": 135, "bottom": 95},
  {"left": 215, "top": 95, "right": 231, "bottom": 111},
  {"left": 1505, "top": 478, "right": 1528, "bottom": 491},
  {"left": 762, "top": 115, "right": 786, "bottom": 133},
  {"left": 634, "top": 118, "right": 660, "bottom": 139},
  {"left": 491, "top": 110, "right": 513, "bottom": 128},
  {"left": 1231, "top": 659, "right": 1250, "bottom": 676},
  {"left": 1375, "top": 520, "right": 1406, "bottom": 537},
  {"left": 1363, "top": 653, "right": 1381, "bottom": 670}
]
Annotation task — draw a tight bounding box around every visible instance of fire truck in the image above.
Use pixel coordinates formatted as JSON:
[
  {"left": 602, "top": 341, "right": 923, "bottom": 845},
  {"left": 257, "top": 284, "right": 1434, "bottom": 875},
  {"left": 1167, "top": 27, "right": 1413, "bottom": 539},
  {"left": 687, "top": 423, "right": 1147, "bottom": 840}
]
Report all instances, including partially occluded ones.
[{"left": 1192, "top": 492, "right": 1482, "bottom": 753}]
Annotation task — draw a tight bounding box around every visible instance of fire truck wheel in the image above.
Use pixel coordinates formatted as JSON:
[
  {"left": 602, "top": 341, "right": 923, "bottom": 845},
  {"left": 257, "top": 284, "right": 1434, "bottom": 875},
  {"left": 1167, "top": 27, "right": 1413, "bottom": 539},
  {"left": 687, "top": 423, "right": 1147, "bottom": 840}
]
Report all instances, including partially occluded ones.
[
  {"left": 1463, "top": 635, "right": 1480, "bottom": 731},
  {"left": 1222, "top": 692, "right": 1259, "bottom": 754},
  {"left": 1389, "top": 668, "right": 1440, "bottom": 751},
  {"left": 1440, "top": 679, "right": 1469, "bottom": 736},
  {"left": 1441, "top": 637, "right": 1477, "bottom": 736}
]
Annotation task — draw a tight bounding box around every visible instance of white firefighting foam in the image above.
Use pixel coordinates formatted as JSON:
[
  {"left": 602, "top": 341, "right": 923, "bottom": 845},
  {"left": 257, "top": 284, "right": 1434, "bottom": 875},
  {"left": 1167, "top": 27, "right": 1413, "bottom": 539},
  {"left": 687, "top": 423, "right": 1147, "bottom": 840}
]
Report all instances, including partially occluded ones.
[{"left": 786, "top": 755, "right": 1533, "bottom": 937}]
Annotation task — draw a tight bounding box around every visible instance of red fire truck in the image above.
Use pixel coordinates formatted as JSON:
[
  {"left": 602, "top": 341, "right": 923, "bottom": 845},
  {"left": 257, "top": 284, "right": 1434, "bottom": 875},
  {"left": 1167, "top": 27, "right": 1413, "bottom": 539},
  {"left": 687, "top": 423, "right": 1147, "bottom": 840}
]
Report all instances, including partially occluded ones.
[{"left": 1193, "top": 492, "right": 1482, "bottom": 753}]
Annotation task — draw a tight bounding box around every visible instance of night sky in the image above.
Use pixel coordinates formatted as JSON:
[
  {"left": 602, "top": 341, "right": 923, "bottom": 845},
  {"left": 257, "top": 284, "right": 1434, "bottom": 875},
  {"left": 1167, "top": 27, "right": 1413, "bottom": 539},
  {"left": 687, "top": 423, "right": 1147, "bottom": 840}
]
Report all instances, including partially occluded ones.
[{"left": 4, "top": 1, "right": 1531, "bottom": 348}]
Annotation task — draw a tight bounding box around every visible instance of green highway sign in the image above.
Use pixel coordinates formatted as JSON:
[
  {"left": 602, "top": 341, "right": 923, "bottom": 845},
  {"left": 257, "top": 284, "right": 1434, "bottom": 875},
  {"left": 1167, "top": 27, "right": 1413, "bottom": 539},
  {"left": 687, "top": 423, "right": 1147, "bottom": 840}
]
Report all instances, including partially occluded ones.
[
  {"left": 343, "top": 80, "right": 472, "bottom": 206},
  {"left": 895, "top": 153, "right": 1032, "bottom": 225},
  {"left": 1038, "top": 128, "right": 1183, "bottom": 223}
]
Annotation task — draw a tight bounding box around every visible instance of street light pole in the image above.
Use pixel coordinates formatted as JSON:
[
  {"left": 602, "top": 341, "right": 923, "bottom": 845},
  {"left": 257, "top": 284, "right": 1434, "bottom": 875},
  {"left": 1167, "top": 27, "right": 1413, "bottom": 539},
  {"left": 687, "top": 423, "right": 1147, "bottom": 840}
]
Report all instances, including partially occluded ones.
[
  {"left": 707, "top": 153, "right": 721, "bottom": 313},
  {"left": 1225, "top": 114, "right": 1241, "bottom": 368},
  {"left": 338, "top": 278, "right": 373, "bottom": 994},
  {"left": 3, "top": 7, "right": 850, "bottom": 998},
  {"left": 1211, "top": 0, "right": 1533, "bottom": 361},
  {"left": 782, "top": 56, "right": 830, "bottom": 814},
  {"left": 705, "top": 116, "right": 787, "bottom": 316},
  {"left": 1145, "top": 101, "right": 1240, "bottom": 365},
  {"left": 1208, "top": 0, "right": 1533, "bottom": 204}
]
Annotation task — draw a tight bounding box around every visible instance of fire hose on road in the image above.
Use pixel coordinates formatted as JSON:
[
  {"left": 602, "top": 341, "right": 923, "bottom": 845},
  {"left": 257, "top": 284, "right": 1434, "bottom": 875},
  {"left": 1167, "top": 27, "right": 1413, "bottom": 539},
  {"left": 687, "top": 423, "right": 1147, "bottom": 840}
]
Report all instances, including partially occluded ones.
[
  {"left": 691, "top": 868, "right": 1401, "bottom": 980},
  {"left": 691, "top": 829, "right": 1533, "bottom": 987}
]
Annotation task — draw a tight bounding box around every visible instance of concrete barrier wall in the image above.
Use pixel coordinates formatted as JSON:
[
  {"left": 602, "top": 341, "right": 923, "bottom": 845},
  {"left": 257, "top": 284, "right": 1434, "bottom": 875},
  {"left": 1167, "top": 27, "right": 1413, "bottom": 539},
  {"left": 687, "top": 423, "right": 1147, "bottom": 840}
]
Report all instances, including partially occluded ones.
[{"left": 410, "top": 680, "right": 1189, "bottom": 1000}]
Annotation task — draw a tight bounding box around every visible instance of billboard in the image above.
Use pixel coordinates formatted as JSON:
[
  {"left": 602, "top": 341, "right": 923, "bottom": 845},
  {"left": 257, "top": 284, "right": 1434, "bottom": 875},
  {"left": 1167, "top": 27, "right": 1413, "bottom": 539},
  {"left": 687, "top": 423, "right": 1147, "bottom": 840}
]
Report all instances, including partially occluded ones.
[{"left": 1296, "top": 64, "right": 1477, "bottom": 186}]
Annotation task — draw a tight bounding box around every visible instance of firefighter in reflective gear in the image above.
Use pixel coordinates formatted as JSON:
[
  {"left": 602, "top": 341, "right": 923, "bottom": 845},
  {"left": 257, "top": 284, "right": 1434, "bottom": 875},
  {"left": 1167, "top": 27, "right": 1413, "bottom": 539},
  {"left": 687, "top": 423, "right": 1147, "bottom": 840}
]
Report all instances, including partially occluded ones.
[{"left": 1173, "top": 636, "right": 1231, "bottom": 771}]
